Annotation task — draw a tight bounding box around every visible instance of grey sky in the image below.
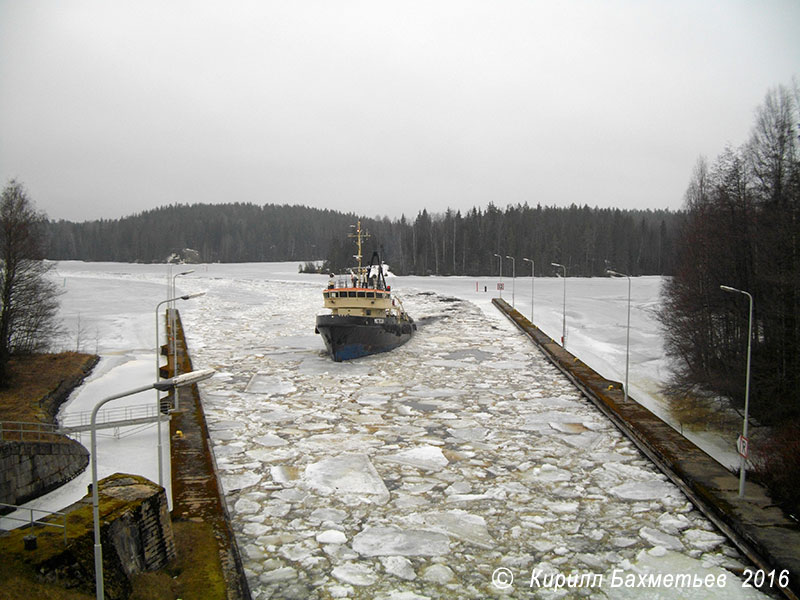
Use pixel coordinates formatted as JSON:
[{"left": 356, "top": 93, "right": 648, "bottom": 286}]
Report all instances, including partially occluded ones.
[{"left": 1, "top": 1, "right": 798, "bottom": 223}]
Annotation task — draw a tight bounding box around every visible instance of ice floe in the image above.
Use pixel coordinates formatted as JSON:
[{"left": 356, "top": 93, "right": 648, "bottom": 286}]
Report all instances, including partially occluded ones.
[
  {"left": 303, "top": 454, "right": 390, "bottom": 505},
  {"left": 377, "top": 445, "right": 449, "bottom": 472},
  {"left": 244, "top": 373, "right": 297, "bottom": 395},
  {"left": 611, "top": 480, "right": 680, "bottom": 501},
  {"left": 352, "top": 526, "right": 451, "bottom": 557}
]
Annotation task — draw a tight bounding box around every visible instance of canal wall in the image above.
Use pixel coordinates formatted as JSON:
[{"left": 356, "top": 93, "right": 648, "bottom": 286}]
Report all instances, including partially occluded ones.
[
  {"left": 493, "top": 297, "right": 800, "bottom": 600},
  {"left": 167, "top": 308, "right": 252, "bottom": 600}
]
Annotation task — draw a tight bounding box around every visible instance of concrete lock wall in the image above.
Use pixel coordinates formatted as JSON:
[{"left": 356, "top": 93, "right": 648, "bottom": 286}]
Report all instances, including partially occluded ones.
[{"left": 0, "top": 438, "right": 89, "bottom": 507}]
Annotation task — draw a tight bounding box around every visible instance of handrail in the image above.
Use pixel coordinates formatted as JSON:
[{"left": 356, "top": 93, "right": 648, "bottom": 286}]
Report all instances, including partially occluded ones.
[
  {"left": 0, "top": 421, "right": 62, "bottom": 442},
  {"left": 59, "top": 403, "right": 161, "bottom": 431},
  {"left": 0, "top": 502, "right": 67, "bottom": 545},
  {"left": 1, "top": 402, "right": 169, "bottom": 441}
]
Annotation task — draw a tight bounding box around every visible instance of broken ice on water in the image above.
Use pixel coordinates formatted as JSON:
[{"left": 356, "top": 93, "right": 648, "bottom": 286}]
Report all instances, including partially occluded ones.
[
  {"left": 182, "top": 278, "right": 770, "bottom": 599},
  {"left": 303, "top": 454, "right": 390, "bottom": 505},
  {"left": 244, "top": 373, "right": 297, "bottom": 395}
]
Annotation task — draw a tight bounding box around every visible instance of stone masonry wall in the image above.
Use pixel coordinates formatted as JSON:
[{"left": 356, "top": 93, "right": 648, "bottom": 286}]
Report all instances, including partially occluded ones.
[{"left": 0, "top": 438, "right": 89, "bottom": 506}]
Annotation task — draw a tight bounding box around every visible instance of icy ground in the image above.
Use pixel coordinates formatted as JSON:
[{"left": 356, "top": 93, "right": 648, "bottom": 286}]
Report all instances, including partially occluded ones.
[{"left": 2, "top": 262, "right": 765, "bottom": 598}]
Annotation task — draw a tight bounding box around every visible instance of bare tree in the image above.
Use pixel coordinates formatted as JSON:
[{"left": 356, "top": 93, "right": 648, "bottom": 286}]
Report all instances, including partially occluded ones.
[
  {"left": 659, "top": 83, "right": 800, "bottom": 423},
  {"left": 0, "top": 180, "right": 62, "bottom": 386}
]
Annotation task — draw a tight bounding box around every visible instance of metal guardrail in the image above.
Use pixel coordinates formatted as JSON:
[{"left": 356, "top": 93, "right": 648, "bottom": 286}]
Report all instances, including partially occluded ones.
[
  {"left": 0, "top": 421, "right": 62, "bottom": 442},
  {"left": 1, "top": 402, "right": 171, "bottom": 441},
  {"left": 58, "top": 402, "right": 167, "bottom": 434},
  {"left": 0, "top": 502, "right": 67, "bottom": 545}
]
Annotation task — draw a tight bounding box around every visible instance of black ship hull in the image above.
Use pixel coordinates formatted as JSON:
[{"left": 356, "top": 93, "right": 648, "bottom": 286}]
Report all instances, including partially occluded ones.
[{"left": 315, "top": 314, "right": 415, "bottom": 361}]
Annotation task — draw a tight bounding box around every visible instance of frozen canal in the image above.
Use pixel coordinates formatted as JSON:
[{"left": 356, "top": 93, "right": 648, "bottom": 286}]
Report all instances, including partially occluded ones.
[
  {"left": 178, "top": 270, "right": 762, "bottom": 599},
  {"left": 4, "top": 262, "right": 766, "bottom": 598}
]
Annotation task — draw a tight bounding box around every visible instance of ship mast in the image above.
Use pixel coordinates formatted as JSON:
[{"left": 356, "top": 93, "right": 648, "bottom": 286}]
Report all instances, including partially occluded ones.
[{"left": 348, "top": 220, "right": 370, "bottom": 276}]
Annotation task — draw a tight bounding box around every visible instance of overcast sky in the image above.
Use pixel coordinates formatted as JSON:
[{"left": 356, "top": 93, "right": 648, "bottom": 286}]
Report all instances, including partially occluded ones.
[{"left": 1, "top": 1, "right": 798, "bottom": 223}]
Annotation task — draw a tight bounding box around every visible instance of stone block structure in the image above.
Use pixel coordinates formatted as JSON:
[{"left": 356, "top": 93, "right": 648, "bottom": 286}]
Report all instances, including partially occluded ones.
[{"left": 0, "top": 438, "right": 89, "bottom": 506}]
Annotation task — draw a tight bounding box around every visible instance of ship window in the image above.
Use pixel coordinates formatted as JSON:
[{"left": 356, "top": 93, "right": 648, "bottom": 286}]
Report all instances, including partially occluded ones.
[
  {"left": 348, "top": 291, "right": 356, "bottom": 298},
  {"left": 357, "top": 291, "right": 366, "bottom": 298},
  {"left": 366, "top": 292, "right": 375, "bottom": 298},
  {"left": 323, "top": 292, "right": 329, "bottom": 298},
  {"left": 366, "top": 310, "right": 371, "bottom": 315}
]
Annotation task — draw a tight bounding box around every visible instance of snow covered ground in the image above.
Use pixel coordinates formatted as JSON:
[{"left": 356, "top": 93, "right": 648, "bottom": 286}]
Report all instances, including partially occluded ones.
[{"left": 1, "top": 261, "right": 762, "bottom": 599}]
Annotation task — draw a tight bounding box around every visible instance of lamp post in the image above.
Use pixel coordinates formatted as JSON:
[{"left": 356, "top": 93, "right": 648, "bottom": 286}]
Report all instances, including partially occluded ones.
[
  {"left": 91, "top": 369, "right": 215, "bottom": 600},
  {"left": 522, "top": 258, "right": 534, "bottom": 323},
  {"left": 492, "top": 253, "right": 503, "bottom": 298},
  {"left": 171, "top": 270, "right": 195, "bottom": 380},
  {"left": 155, "top": 292, "right": 205, "bottom": 486},
  {"left": 505, "top": 256, "right": 516, "bottom": 308},
  {"left": 607, "top": 270, "right": 631, "bottom": 404},
  {"left": 720, "top": 284, "right": 753, "bottom": 498},
  {"left": 551, "top": 262, "right": 566, "bottom": 347}
]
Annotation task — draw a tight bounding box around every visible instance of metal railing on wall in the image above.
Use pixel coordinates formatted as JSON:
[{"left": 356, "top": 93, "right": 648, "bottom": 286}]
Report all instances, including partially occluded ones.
[
  {"left": 0, "top": 502, "right": 67, "bottom": 545},
  {"left": 0, "top": 421, "right": 63, "bottom": 442}
]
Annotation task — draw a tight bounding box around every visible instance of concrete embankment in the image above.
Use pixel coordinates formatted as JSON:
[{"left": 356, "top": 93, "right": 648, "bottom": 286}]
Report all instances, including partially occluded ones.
[
  {"left": 493, "top": 297, "right": 800, "bottom": 600},
  {"left": 167, "top": 309, "right": 252, "bottom": 600}
]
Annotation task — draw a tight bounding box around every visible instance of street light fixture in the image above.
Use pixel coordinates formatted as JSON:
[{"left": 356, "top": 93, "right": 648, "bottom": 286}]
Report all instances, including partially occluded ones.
[
  {"left": 522, "top": 258, "right": 534, "bottom": 323},
  {"left": 551, "top": 262, "right": 566, "bottom": 347},
  {"left": 607, "top": 270, "right": 631, "bottom": 405},
  {"left": 91, "top": 369, "right": 215, "bottom": 600},
  {"left": 505, "top": 256, "right": 516, "bottom": 308},
  {"left": 154, "top": 292, "right": 205, "bottom": 486},
  {"left": 492, "top": 253, "right": 503, "bottom": 298},
  {"left": 720, "top": 284, "right": 753, "bottom": 498}
]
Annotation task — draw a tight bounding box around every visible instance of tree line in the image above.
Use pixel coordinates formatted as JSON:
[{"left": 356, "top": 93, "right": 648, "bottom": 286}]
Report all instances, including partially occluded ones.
[
  {"left": 46, "top": 203, "right": 356, "bottom": 264},
  {"left": 46, "top": 202, "right": 682, "bottom": 278},
  {"left": 326, "top": 204, "right": 680, "bottom": 277}
]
